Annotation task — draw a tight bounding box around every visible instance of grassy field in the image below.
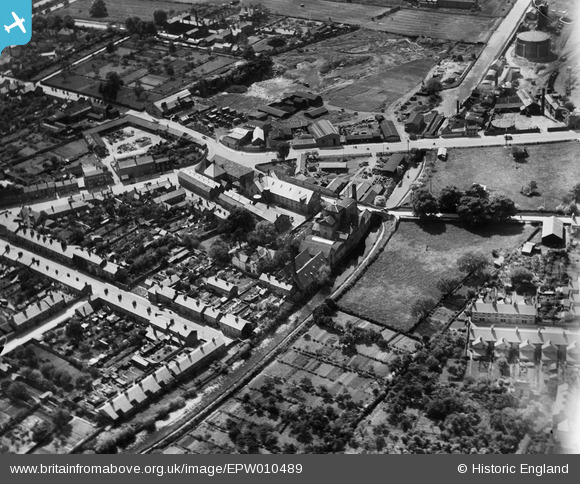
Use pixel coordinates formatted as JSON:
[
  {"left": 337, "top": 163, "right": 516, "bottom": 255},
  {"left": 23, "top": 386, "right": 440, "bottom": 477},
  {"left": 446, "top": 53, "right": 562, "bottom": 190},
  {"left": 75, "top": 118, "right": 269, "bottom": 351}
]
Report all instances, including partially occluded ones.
[
  {"left": 429, "top": 141, "right": 580, "bottom": 211},
  {"left": 340, "top": 221, "right": 533, "bottom": 332},
  {"left": 57, "top": 0, "right": 193, "bottom": 23},
  {"left": 325, "top": 58, "right": 435, "bottom": 111},
  {"left": 367, "top": 8, "right": 498, "bottom": 42},
  {"left": 57, "top": 0, "right": 389, "bottom": 25}
]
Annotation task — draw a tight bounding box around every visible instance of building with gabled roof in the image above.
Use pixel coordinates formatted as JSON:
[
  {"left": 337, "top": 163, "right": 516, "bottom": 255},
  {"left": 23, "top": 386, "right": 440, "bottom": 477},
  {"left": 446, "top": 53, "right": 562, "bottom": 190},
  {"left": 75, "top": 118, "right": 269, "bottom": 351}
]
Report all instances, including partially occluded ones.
[
  {"left": 205, "top": 276, "right": 238, "bottom": 298},
  {"left": 308, "top": 120, "right": 340, "bottom": 147},
  {"left": 471, "top": 300, "right": 537, "bottom": 326},
  {"left": 251, "top": 175, "right": 320, "bottom": 215},
  {"left": 542, "top": 216, "right": 565, "bottom": 246}
]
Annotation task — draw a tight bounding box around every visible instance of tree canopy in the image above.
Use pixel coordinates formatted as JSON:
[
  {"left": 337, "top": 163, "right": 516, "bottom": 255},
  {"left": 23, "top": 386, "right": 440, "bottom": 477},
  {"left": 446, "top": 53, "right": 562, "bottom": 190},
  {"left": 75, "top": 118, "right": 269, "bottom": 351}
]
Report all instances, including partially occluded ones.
[
  {"left": 411, "top": 189, "right": 438, "bottom": 218},
  {"left": 457, "top": 251, "right": 489, "bottom": 275},
  {"left": 89, "top": 0, "right": 108, "bottom": 18}
]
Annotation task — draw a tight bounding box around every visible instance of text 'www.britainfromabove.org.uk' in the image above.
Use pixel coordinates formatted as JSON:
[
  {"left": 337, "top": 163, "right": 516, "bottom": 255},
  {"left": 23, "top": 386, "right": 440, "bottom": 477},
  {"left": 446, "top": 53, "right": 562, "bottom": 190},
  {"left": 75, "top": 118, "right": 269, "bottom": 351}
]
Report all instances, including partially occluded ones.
[{"left": 9, "top": 463, "right": 303, "bottom": 477}]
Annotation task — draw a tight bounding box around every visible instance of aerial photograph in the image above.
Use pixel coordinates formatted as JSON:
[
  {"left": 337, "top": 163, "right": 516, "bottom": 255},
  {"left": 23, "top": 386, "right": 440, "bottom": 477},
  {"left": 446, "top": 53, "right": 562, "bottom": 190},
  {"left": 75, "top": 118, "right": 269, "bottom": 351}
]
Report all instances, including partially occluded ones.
[{"left": 0, "top": 0, "right": 579, "bottom": 455}]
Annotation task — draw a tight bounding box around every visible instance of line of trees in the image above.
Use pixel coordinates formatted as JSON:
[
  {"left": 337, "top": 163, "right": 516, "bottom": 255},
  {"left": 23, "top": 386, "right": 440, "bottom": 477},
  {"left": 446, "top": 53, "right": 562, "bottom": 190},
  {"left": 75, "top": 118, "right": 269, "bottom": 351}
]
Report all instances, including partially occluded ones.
[{"left": 412, "top": 184, "right": 517, "bottom": 225}]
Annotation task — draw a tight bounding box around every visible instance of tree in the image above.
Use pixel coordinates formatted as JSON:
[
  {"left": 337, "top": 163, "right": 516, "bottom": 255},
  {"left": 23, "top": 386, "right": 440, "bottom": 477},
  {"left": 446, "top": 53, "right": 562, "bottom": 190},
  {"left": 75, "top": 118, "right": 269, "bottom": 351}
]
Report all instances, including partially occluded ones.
[
  {"left": 437, "top": 276, "right": 460, "bottom": 295},
  {"left": 424, "top": 78, "right": 443, "bottom": 95},
  {"left": 65, "top": 320, "right": 83, "bottom": 342},
  {"left": 411, "top": 189, "right": 438, "bottom": 218},
  {"left": 438, "top": 186, "right": 463, "bottom": 213},
  {"left": 6, "top": 382, "right": 31, "bottom": 402},
  {"left": 99, "top": 72, "right": 124, "bottom": 101},
  {"left": 487, "top": 195, "right": 517, "bottom": 222},
  {"left": 276, "top": 141, "right": 290, "bottom": 161},
  {"left": 267, "top": 35, "right": 286, "bottom": 48},
  {"left": 456, "top": 194, "right": 488, "bottom": 226},
  {"left": 496, "top": 356, "right": 510, "bottom": 377},
  {"left": 153, "top": 10, "right": 168, "bottom": 26},
  {"left": 316, "top": 264, "right": 333, "bottom": 288},
  {"left": 209, "top": 240, "right": 231, "bottom": 266},
  {"left": 571, "top": 183, "right": 580, "bottom": 203},
  {"left": 89, "top": 0, "right": 108, "bottom": 18},
  {"left": 242, "top": 45, "right": 255, "bottom": 60},
  {"left": 76, "top": 375, "right": 92, "bottom": 392},
  {"left": 511, "top": 146, "right": 527, "bottom": 161},
  {"left": 457, "top": 251, "right": 488, "bottom": 275},
  {"left": 520, "top": 180, "right": 539, "bottom": 197},
  {"left": 182, "top": 234, "right": 200, "bottom": 250},
  {"left": 32, "top": 421, "right": 54, "bottom": 443},
  {"left": 510, "top": 267, "right": 534, "bottom": 290},
  {"left": 63, "top": 15, "right": 75, "bottom": 29},
  {"left": 133, "top": 80, "right": 144, "bottom": 100},
  {"left": 248, "top": 221, "right": 277, "bottom": 247},
  {"left": 411, "top": 297, "right": 436, "bottom": 320},
  {"left": 219, "top": 207, "right": 256, "bottom": 241}
]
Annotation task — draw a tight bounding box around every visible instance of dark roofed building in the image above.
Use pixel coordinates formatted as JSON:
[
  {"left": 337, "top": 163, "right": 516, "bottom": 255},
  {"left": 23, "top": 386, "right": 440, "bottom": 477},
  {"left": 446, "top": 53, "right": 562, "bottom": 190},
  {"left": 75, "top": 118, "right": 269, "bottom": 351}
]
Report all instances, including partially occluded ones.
[
  {"left": 305, "top": 106, "right": 328, "bottom": 118},
  {"left": 379, "top": 153, "right": 406, "bottom": 174},
  {"left": 257, "top": 105, "right": 290, "bottom": 118},
  {"left": 405, "top": 112, "right": 425, "bottom": 133},
  {"left": 380, "top": 120, "right": 401, "bottom": 142},
  {"left": 542, "top": 216, "right": 565, "bottom": 247}
]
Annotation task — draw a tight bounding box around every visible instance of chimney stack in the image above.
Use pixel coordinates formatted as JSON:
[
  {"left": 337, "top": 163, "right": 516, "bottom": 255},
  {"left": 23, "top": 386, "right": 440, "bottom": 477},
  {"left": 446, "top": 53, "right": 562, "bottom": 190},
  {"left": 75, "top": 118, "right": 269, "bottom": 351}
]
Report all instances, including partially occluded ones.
[
  {"left": 541, "top": 88, "right": 546, "bottom": 114},
  {"left": 351, "top": 184, "right": 357, "bottom": 200}
]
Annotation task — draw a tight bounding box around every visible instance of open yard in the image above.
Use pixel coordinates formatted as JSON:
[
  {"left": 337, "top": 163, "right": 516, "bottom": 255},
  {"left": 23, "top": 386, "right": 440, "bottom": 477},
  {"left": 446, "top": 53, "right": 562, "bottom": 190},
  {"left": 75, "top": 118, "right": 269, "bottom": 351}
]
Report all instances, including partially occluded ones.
[
  {"left": 340, "top": 221, "right": 534, "bottom": 332},
  {"left": 276, "top": 30, "right": 449, "bottom": 112},
  {"left": 428, "top": 141, "right": 580, "bottom": 211}
]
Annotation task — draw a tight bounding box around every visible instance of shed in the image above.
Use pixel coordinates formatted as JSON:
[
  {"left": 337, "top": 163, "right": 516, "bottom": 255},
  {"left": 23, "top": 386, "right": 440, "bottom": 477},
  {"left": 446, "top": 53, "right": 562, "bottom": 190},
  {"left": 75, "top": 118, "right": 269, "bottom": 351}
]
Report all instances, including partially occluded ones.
[{"left": 542, "top": 216, "right": 564, "bottom": 246}]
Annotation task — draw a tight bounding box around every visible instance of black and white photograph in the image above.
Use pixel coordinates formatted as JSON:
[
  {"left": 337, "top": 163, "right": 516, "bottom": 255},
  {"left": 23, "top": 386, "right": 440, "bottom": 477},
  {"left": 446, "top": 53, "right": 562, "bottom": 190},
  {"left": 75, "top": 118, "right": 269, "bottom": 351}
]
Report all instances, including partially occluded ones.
[{"left": 0, "top": 0, "right": 579, "bottom": 460}]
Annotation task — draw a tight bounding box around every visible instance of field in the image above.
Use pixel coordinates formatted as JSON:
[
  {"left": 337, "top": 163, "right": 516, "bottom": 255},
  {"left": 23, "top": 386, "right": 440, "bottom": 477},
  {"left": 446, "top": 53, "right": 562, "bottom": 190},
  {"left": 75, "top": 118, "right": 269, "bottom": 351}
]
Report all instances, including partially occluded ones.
[
  {"left": 367, "top": 8, "right": 499, "bottom": 42},
  {"left": 340, "top": 221, "right": 534, "bottom": 332},
  {"left": 428, "top": 142, "right": 580, "bottom": 211},
  {"left": 57, "top": 0, "right": 194, "bottom": 23},
  {"left": 56, "top": 0, "right": 388, "bottom": 25},
  {"left": 276, "top": 30, "right": 447, "bottom": 112},
  {"left": 327, "top": 0, "right": 511, "bottom": 18}
]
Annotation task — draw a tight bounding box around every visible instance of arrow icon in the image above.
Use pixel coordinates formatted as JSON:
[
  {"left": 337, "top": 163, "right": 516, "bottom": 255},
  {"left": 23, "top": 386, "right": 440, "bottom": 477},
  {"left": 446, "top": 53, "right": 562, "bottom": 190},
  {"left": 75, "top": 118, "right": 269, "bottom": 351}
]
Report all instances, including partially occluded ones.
[{"left": 5, "top": 12, "right": 26, "bottom": 34}]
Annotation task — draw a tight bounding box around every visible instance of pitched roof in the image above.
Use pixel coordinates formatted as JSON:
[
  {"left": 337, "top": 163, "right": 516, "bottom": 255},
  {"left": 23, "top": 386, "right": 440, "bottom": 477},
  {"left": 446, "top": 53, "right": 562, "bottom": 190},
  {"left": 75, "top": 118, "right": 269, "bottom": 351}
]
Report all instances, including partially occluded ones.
[
  {"left": 203, "top": 162, "right": 226, "bottom": 179},
  {"left": 542, "top": 216, "right": 564, "bottom": 239},
  {"left": 472, "top": 301, "right": 536, "bottom": 316},
  {"left": 308, "top": 120, "right": 339, "bottom": 139}
]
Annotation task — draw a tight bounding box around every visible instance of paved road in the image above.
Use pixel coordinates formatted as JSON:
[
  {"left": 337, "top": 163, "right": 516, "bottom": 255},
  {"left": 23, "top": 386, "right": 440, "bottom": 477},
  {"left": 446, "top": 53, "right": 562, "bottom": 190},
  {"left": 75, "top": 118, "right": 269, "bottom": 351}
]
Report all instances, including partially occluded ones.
[
  {"left": 127, "top": 110, "right": 580, "bottom": 171},
  {"left": 440, "top": 0, "right": 532, "bottom": 116},
  {"left": 3, "top": 299, "right": 87, "bottom": 355},
  {"left": 0, "top": 235, "right": 224, "bottom": 351}
]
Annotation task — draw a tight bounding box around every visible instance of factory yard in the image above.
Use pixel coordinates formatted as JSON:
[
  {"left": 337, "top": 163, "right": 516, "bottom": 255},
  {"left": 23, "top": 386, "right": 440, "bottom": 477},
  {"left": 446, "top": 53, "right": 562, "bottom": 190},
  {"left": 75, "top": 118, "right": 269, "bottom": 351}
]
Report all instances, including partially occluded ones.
[{"left": 428, "top": 142, "right": 580, "bottom": 211}]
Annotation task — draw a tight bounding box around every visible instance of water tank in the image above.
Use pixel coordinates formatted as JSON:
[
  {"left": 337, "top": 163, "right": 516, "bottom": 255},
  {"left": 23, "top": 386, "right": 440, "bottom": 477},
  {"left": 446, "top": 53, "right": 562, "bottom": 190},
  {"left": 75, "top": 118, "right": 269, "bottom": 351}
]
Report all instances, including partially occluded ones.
[{"left": 515, "top": 31, "right": 551, "bottom": 61}]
